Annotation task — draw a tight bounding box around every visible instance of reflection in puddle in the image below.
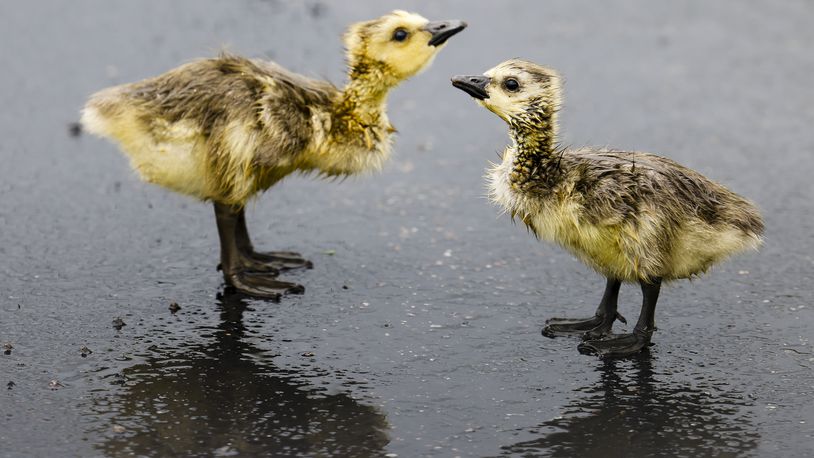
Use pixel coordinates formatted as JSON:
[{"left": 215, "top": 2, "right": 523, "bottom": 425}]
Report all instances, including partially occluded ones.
[
  {"left": 501, "top": 354, "right": 759, "bottom": 457},
  {"left": 93, "top": 291, "right": 389, "bottom": 457}
]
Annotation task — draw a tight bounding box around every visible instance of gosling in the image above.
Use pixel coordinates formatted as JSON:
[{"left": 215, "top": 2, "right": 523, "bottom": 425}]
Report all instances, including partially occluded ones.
[
  {"left": 82, "top": 11, "right": 466, "bottom": 299},
  {"left": 452, "top": 59, "right": 763, "bottom": 357}
]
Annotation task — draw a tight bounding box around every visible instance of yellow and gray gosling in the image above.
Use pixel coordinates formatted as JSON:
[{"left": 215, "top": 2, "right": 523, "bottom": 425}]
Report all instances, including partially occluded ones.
[
  {"left": 452, "top": 59, "right": 763, "bottom": 357},
  {"left": 82, "top": 11, "right": 466, "bottom": 299}
]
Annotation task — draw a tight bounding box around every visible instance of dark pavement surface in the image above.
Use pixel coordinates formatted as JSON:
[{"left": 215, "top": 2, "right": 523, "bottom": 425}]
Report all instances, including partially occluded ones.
[{"left": 1, "top": 1, "right": 813, "bottom": 456}]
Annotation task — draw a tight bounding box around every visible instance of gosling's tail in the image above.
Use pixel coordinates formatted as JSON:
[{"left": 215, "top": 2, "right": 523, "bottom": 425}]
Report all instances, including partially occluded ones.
[
  {"left": 729, "top": 198, "right": 765, "bottom": 252},
  {"left": 80, "top": 86, "right": 127, "bottom": 139}
]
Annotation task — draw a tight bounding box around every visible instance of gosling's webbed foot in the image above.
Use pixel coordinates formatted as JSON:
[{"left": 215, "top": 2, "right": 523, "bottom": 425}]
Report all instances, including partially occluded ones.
[
  {"left": 577, "top": 329, "right": 652, "bottom": 358},
  {"left": 238, "top": 255, "right": 282, "bottom": 274},
  {"left": 542, "top": 315, "right": 605, "bottom": 338},
  {"left": 225, "top": 271, "right": 305, "bottom": 301},
  {"left": 542, "top": 310, "right": 626, "bottom": 339},
  {"left": 248, "top": 250, "right": 314, "bottom": 270}
]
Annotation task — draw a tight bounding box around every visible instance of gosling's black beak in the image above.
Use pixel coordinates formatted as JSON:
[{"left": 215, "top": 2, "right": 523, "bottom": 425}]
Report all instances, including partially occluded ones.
[
  {"left": 424, "top": 20, "right": 467, "bottom": 47},
  {"left": 451, "top": 75, "right": 491, "bottom": 100}
]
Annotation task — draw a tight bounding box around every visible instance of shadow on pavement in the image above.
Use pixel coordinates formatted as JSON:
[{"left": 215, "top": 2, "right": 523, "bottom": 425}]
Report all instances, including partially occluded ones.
[
  {"left": 499, "top": 353, "right": 759, "bottom": 457},
  {"left": 94, "top": 290, "right": 389, "bottom": 457}
]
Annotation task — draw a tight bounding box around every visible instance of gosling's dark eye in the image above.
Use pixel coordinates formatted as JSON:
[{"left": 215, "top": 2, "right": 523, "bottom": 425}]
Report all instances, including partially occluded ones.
[
  {"left": 392, "top": 28, "right": 409, "bottom": 42},
  {"left": 504, "top": 78, "right": 520, "bottom": 92}
]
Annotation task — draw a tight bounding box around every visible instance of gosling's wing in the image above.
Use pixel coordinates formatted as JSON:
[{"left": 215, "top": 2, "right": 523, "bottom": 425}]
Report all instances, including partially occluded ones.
[
  {"left": 560, "top": 149, "right": 648, "bottom": 226},
  {"left": 567, "top": 148, "right": 759, "bottom": 231}
]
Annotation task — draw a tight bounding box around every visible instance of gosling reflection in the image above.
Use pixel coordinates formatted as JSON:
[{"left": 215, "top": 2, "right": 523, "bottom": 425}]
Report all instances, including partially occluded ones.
[
  {"left": 500, "top": 354, "right": 759, "bottom": 457},
  {"left": 96, "top": 291, "right": 389, "bottom": 457}
]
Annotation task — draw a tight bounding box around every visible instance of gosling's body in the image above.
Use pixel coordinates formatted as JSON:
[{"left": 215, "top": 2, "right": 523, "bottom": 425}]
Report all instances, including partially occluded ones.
[
  {"left": 488, "top": 147, "right": 762, "bottom": 282},
  {"left": 83, "top": 55, "right": 390, "bottom": 206},
  {"left": 82, "top": 11, "right": 466, "bottom": 299},
  {"left": 453, "top": 59, "right": 763, "bottom": 357}
]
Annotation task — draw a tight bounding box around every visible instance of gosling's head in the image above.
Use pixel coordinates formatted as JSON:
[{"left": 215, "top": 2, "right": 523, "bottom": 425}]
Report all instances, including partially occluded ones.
[
  {"left": 344, "top": 11, "right": 467, "bottom": 81},
  {"left": 451, "top": 59, "right": 561, "bottom": 125}
]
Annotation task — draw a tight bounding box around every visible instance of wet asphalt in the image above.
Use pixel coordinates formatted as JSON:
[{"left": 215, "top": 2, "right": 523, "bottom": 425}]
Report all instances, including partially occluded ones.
[{"left": 1, "top": 1, "right": 813, "bottom": 456}]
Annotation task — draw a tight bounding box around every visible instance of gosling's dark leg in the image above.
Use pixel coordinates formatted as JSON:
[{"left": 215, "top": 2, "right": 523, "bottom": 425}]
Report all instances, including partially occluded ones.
[
  {"left": 214, "top": 202, "right": 304, "bottom": 300},
  {"left": 578, "top": 277, "right": 662, "bottom": 358},
  {"left": 542, "top": 278, "right": 625, "bottom": 338},
  {"left": 234, "top": 207, "right": 313, "bottom": 270}
]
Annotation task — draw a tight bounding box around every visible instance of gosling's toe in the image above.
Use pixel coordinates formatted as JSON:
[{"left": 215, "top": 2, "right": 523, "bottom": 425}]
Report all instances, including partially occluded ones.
[{"left": 248, "top": 251, "right": 314, "bottom": 270}]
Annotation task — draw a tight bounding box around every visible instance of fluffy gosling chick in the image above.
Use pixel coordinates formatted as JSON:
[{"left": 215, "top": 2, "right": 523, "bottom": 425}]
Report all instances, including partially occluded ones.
[
  {"left": 82, "top": 11, "right": 466, "bottom": 299},
  {"left": 452, "top": 59, "right": 763, "bottom": 357}
]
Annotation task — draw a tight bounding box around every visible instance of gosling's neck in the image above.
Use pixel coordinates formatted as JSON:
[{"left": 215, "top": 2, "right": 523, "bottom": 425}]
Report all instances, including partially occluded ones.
[
  {"left": 505, "top": 104, "right": 562, "bottom": 190},
  {"left": 333, "top": 57, "right": 399, "bottom": 129},
  {"left": 508, "top": 107, "right": 558, "bottom": 159}
]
